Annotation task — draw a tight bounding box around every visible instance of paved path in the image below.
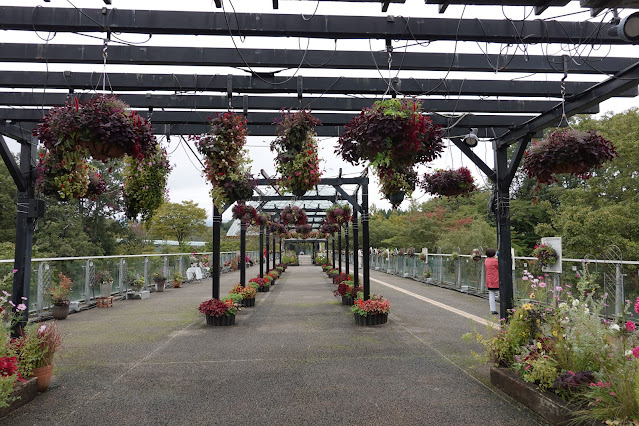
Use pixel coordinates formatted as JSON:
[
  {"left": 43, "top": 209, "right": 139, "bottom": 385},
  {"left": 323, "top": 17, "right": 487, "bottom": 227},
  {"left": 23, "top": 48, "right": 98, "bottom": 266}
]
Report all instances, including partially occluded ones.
[{"left": 3, "top": 261, "right": 546, "bottom": 425}]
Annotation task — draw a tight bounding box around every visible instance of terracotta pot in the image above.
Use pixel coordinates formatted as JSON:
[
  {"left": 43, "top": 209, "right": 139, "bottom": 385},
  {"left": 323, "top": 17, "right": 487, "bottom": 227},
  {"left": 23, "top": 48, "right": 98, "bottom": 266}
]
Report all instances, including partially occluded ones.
[
  {"left": 173, "top": 281, "right": 182, "bottom": 288},
  {"left": 32, "top": 364, "right": 54, "bottom": 392},
  {"left": 52, "top": 304, "right": 69, "bottom": 320}
]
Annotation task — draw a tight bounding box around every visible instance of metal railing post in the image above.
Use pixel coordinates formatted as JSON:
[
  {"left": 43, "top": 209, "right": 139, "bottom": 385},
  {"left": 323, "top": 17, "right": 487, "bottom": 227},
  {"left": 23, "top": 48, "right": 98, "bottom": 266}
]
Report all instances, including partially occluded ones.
[
  {"left": 36, "top": 262, "right": 45, "bottom": 316},
  {"left": 119, "top": 259, "right": 125, "bottom": 294},
  {"left": 84, "top": 260, "right": 92, "bottom": 304},
  {"left": 144, "top": 257, "right": 149, "bottom": 290},
  {"left": 616, "top": 263, "right": 624, "bottom": 315}
]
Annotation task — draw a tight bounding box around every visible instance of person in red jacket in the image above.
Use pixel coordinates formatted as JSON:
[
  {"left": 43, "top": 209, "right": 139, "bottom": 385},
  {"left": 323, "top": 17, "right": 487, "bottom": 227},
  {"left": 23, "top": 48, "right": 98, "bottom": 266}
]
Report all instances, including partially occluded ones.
[{"left": 485, "top": 248, "right": 499, "bottom": 315}]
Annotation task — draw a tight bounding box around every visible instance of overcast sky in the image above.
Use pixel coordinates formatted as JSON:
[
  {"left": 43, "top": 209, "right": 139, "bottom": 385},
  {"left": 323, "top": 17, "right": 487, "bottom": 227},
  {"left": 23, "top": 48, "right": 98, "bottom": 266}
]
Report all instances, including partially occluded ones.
[{"left": 2, "top": 0, "right": 638, "bottom": 223}]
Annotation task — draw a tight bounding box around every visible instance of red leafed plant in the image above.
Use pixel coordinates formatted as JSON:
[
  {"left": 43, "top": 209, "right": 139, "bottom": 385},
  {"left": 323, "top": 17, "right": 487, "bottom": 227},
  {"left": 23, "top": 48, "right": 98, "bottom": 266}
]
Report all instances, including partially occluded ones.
[
  {"left": 320, "top": 221, "right": 339, "bottom": 235},
  {"left": 232, "top": 203, "right": 258, "bottom": 224},
  {"left": 249, "top": 277, "right": 269, "bottom": 288},
  {"left": 333, "top": 282, "right": 352, "bottom": 297},
  {"left": 281, "top": 205, "right": 308, "bottom": 226},
  {"left": 421, "top": 167, "right": 475, "bottom": 198},
  {"left": 295, "top": 224, "right": 313, "bottom": 235},
  {"left": 352, "top": 295, "right": 391, "bottom": 316},
  {"left": 326, "top": 203, "right": 352, "bottom": 226},
  {"left": 255, "top": 213, "right": 269, "bottom": 227},
  {"left": 522, "top": 129, "right": 618, "bottom": 185},
  {"left": 198, "top": 298, "right": 237, "bottom": 317},
  {"left": 333, "top": 273, "right": 352, "bottom": 286}
]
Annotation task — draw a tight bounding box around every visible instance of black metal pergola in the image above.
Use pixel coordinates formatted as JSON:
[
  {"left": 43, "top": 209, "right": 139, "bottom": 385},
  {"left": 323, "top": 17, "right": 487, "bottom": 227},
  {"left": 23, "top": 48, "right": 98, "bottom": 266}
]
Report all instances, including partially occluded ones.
[{"left": 2, "top": 2, "right": 639, "bottom": 321}]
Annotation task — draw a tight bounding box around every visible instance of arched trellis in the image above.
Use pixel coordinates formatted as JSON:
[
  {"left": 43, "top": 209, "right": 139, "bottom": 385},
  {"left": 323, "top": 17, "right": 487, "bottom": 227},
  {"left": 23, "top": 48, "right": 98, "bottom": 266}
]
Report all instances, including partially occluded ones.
[{"left": 1, "top": 3, "right": 639, "bottom": 326}]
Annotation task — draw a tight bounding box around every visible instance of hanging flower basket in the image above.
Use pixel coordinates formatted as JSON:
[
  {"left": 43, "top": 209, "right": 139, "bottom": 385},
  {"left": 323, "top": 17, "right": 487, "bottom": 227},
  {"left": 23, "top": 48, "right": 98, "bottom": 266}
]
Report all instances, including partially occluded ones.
[
  {"left": 296, "top": 224, "right": 313, "bottom": 235},
  {"left": 194, "top": 112, "right": 255, "bottom": 207},
  {"left": 123, "top": 144, "right": 172, "bottom": 222},
  {"left": 35, "top": 95, "right": 156, "bottom": 161},
  {"left": 326, "top": 203, "right": 352, "bottom": 226},
  {"left": 522, "top": 129, "right": 618, "bottom": 185},
  {"left": 271, "top": 109, "right": 322, "bottom": 195},
  {"left": 337, "top": 98, "right": 444, "bottom": 205},
  {"left": 255, "top": 213, "right": 269, "bottom": 227},
  {"left": 232, "top": 203, "right": 258, "bottom": 225},
  {"left": 34, "top": 95, "right": 162, "bottom": 204},
  {"left": 532, "top": 243, "right": 558, "bottom": 267},
  {"left": 319, "top": 222, "right": 339, "bottom": 235},
  {"left": 377, "top": 165, "right": 418, "bottom": 207},
  {"left": 267, "top": 221, "right": 287, "bottom": 235},
  {"left": 421, "top": 167, "right": 476, "bottom": 198},
  {"left": 281, "top": 205, "right": 308, "bottom": 226}
]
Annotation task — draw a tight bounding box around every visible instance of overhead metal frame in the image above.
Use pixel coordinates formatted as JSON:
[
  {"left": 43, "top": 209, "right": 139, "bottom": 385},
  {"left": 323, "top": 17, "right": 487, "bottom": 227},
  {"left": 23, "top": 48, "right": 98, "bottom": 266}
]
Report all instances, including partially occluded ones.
[{"left": 2, "top": 3, "right": 639, "bottom": 319}]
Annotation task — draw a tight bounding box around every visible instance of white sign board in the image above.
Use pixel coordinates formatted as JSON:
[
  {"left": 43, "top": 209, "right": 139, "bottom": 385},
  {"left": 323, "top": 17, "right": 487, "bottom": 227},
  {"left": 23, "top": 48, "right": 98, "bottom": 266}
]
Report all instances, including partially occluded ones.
[{"left": 540, "top": 237, "right": 562, "bottom": 274}]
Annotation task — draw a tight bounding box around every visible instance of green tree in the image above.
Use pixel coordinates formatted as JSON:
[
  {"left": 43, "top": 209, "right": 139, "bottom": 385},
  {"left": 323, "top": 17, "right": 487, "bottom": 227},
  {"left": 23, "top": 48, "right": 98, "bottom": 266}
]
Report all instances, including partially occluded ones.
[
  {"left": 0, "top": 156, "right": 17, "bottom": 243},
  {"left": 150, "top": 201, "right": 207, "bottom": 245}
]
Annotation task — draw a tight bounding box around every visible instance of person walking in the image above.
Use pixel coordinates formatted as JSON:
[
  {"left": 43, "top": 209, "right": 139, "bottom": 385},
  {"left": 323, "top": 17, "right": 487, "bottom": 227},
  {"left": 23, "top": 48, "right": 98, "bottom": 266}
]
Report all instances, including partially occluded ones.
[{"left": 485, "top": 248, "right": 499, "bottom": 315}]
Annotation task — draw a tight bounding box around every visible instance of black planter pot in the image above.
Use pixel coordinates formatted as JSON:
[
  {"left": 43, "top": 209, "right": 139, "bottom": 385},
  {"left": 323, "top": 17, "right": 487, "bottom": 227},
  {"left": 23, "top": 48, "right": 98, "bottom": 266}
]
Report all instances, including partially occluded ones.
[
  {"left": 388, "top": 192, "right": 405, "bottom": 207},
  {"left": 354, "top": 312, "right": 388, "bottom": 326},
  {"left": 257, "top": 286, "right": 270, "bottom": 292},
  {"left": 292, "top": 188, "right": 307, "bottom": 197},
  {"left": 205, "top": 314, "right": 236, "bottom": 326},
  {"left": 341, "top": 296, "right": 354, "bottom": 306},
  {"left": 241, "top": 297, "right": 255, "bottom": 307},
  {"left": 52, "top": 304, "right": 69, "bottom": 320}
]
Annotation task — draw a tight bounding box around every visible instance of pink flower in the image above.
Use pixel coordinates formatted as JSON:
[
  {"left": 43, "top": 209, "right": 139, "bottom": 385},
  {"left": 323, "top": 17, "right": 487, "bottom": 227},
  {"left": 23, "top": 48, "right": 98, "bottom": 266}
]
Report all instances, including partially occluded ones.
[
  {"left": 633, "top": 347, "right": 639, "bottom": 358},
  {"left": 539, "top": 282, "right": 547, "bottom": 288},
  {"left": 635, "top": 297, "right": 639, "bottom": 314},
  {"left": 625, "top": 321, "right": 636, "bottom": 332},
  {"left": 12, "top": 269, "right": 17, "bottom": 273},
  {"left": 16, "top": 303, "right": 27, "bottom": 311}
]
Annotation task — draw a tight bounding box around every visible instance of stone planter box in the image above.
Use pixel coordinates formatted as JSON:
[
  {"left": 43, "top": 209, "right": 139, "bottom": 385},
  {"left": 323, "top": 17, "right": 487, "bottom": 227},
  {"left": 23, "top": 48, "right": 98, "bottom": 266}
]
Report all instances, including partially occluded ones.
[
  {"left": 0, "top": 377, "right": 38, "bottom": 418},
  {"left": 490, "top": 367, "right": 605, "bottom": 426},
  {"left": 126, "top": 290, "right": 150, "bottom": 300}
]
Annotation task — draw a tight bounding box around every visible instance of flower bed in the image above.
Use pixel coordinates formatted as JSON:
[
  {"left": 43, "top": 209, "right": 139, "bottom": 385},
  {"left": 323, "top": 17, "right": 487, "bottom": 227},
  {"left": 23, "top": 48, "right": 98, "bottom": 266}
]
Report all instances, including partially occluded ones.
[{"left": 467, "top": 266, "right": 639, "bottom": 424}]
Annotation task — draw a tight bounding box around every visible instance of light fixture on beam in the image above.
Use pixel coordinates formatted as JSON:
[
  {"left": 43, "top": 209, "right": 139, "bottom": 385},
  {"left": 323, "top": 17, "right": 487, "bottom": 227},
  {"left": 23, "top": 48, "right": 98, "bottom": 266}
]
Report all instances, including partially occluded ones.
[
  {"left": 609, "top": 11, "right": 639, "bottom": 43},
  {"left": 462, "top": 128, "right": 479, "bottom": 148}
]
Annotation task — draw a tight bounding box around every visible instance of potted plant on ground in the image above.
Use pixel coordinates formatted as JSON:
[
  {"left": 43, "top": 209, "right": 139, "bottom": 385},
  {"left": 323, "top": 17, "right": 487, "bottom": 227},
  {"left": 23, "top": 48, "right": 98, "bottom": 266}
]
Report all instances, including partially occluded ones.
[
  {"left": 198, "top": 298, "right": 237, "bottom": 326},
  {"left": 421, "top": 167, "right": 476, "bottom": 198},
  {"left": 271, "top": 110, "right": 322, "bottom": 196},
  {"left": 352, "top": 295, "right": 391, "bottom": 326},
  {"left": 522, "top": 128, "right": 618, "bottom": 187},
  {"left": 172, "top": 272, "right": 183, "bottom": 288},
  {"left": 249, "top": 277, "right": 270, "bottom": 292},
  {"left": 153, "top": 272, "right": 167, "bottom": 292},
  {"left": 337, "top": 98, "right": 444, "bottom": 207},
  {"left": 95, "top": 270, "right": 113, "bottom": 298},
  {"left": 333, "top": 272, "right": 352, "bottom": 286},
  {"left": 240, "top": 286, "right": 257, "bottom": 307},
  {"left": 48, "top": 273, "right": 72, "bottom": 320},
  {"left": 14, "top": 322, "right": 63, "bottom": 392}
]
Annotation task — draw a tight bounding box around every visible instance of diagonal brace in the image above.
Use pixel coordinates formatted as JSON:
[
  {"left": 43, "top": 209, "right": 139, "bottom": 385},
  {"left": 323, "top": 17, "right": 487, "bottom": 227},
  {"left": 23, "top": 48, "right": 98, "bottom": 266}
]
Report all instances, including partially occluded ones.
[
  {"left": 449, "top": 137, "right": 496, "bottom": 182},
  {"left": 0, "top": 135, "right": 27, "bottom": 192},
  {"left": 333, "top": 185, "right": 362, "bottom": 214}
]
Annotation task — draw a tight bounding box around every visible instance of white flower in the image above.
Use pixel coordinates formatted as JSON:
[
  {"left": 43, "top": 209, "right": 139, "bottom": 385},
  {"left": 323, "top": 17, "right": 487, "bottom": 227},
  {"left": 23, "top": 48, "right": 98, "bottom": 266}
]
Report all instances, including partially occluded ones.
[
  {"left": 626, "top": 350, "right": 633, "bottom": 357},
  {"left": 558, "top": 302, "right": 567, "bottom": 309},
  {"left": 572, "top": 299, "right": 580, "bottom": 307},
  {"left": 39, "top": 325, "right": 46, "bottom": 333},
  {"left": 610, "top": 324, "right": 620, "bottom": 331}
]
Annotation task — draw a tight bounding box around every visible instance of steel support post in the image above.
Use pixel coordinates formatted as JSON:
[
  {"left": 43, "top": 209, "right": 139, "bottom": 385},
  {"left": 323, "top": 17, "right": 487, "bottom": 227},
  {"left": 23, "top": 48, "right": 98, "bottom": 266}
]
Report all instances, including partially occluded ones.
[
  {"left": 353, "top": 209, "right": 359, "bottom": 288},
  {"left": 212, "top": 205, "right": 221, "bottom": 299},
  {"left": 266, "top": 228, "right": 270, "bottom": 272},
  {"left": 10, "top": 140, "right": 37, "bottom": 333},
  {"left": 259, "top": 225, "right": 264, "bottom": 278},
  {"left": 279, "top": 238, "right": 282, "bottom": 264},
  {"left": 332, "top": 235, "right": 336, "bottom": 267},
  {"left": 495, "top": 144, "right": 515, "bottom": 318},
  {"left": 338, "top": 228, "right": 342, "bottom": 274},
  {"left": 272, "top": 233, "right": 276, "bottom": 268},
  {"left": 362, "top": 181, "right": 370, "bottom": 301},
  {"left": 345, "top": 223, "right": 350, "bottom": 275},
  {"left": 240, "top": 222, "right": 246, "bottom": 286}
]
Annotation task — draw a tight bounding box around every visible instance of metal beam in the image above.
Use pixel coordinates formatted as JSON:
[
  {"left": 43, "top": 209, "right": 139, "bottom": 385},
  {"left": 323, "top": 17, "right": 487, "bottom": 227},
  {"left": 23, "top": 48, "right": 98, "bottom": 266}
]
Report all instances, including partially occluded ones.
[
  {"left": 2, "top": 71, "right": 632, "bottom": 98},
  {"left": 251, "top": 195, "right": 339, "bottom": 202},
  {"left": 498, "top": 59, "right": 639, "bottom": 147},
  {"left": 1, "top": 6, "right": 624, "bottom": 44},
  {"left": 257, "top": 177, "right": 367, "bottom": 186},
  {"left": 1, "top": 43, "right": 633, "bottom": 74},
  {"left": 0, "top": 108, "right": 540, "bottom": 128},
  {"left": 13, "top": 120, "right": 507, "bottom": 138},
  {"left": 1, "top": 91, "right": 601, "bottom": 114},
  {"left": 426, "top": 0, "right": 570, "bottom": 15},
  {"left": 0, "top": 134, "right": 27, "bottom": 192}
]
